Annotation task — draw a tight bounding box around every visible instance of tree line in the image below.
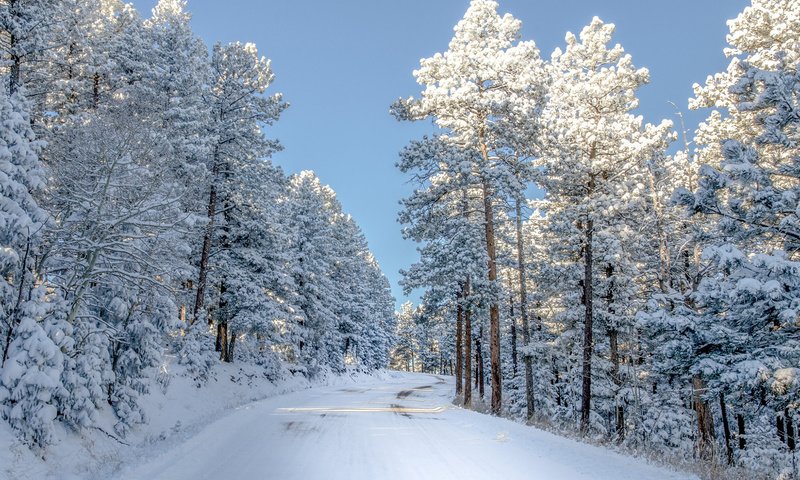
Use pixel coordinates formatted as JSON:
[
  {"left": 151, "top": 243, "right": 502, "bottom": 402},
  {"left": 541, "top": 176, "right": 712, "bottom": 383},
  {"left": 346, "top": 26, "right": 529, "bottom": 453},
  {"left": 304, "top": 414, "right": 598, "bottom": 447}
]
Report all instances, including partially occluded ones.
[
  {"left": 391, "top": 0, "right": 800, "bottom": 477},
  {"left": 0, "top": 0, "right": 395, "bottom": 448}
]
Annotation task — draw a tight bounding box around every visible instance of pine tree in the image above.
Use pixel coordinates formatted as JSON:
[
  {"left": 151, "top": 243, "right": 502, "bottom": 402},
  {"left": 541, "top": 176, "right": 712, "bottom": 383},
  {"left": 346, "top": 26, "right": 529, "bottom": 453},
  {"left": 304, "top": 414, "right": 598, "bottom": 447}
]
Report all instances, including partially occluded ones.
[
  {"left": 538, "top": 17, "right": 673, "bottom": 434},
  {"left": 0, "top": 88, "right": 57, "bottom": 448},
  {"left": 395, "top": 0, "right": 543, "bottom": 414},
  {"left": 193, "top": 41, "right": 286, "bottom": 334}
]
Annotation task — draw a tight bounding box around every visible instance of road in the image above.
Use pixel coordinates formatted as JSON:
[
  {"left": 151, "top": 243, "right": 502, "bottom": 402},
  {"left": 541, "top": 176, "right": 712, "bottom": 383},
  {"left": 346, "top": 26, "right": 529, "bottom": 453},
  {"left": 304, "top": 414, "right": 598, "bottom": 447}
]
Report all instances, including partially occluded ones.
[{"left": 115, "top": 372, "right": 693, "bottom": 480}]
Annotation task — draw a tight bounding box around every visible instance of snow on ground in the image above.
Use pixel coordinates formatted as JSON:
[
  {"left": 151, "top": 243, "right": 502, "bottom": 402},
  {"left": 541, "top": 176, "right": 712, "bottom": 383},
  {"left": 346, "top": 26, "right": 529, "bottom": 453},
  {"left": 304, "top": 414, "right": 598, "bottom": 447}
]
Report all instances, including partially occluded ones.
[
  {"left": 0, "top": 363, "right": 389, "bottom": 480},
  {"left": 110, "top": 371, "right": 695, "bottom": 480}
]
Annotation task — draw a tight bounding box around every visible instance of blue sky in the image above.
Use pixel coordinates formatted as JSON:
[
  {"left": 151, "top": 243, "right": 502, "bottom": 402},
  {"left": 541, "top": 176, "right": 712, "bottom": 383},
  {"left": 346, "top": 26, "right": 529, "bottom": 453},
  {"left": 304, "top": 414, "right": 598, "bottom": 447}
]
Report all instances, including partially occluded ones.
[{"left": 132, "top": 0, "right": 750, "bottom": 308}]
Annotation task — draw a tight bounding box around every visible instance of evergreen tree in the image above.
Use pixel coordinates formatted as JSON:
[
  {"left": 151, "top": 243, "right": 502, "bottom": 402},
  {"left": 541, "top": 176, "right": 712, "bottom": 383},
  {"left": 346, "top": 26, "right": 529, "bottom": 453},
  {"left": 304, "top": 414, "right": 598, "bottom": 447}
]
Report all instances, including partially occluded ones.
[
  {"left": 538, "top": 16, "right": 673, "bottom": 434},
  {"left": 395, "top": 0, "right": 544, "bottom": 414}
]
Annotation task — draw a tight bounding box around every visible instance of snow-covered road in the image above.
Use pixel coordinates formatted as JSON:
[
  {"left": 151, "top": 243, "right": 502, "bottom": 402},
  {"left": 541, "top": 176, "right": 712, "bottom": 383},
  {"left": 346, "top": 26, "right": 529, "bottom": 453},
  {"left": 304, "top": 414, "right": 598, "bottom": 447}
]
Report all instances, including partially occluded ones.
[{"left": 115, "top": 372, "right": 693, "bottom": 480}]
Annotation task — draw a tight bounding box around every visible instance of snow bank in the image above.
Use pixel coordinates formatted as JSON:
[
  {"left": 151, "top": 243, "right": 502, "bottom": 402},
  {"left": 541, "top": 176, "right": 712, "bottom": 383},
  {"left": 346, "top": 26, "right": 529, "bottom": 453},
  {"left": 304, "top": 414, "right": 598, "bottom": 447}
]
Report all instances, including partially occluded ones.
[{"left": 0, "top": 363, "right": 388, "bottom": 480}]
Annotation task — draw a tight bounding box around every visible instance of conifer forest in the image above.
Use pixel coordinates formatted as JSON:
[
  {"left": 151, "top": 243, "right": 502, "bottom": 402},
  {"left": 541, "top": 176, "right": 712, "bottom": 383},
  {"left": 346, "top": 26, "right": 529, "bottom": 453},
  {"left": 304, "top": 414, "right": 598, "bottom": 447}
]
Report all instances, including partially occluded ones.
[{"left": 0, "top": 1, "right": 799, "bottom": 479}]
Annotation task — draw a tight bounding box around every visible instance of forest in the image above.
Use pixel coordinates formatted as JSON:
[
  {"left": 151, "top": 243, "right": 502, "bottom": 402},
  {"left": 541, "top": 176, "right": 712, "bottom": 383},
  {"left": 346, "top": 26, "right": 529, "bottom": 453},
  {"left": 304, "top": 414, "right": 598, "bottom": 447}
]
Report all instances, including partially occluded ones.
[
  {"left": 1, "top": 0, "right": 799, "bottom": 479},
  {"left": 0, "top": 0, "right": 395, "bottom": 451},
  {"left": 389, "top": 0, "right": 800, "bottom": 478}
]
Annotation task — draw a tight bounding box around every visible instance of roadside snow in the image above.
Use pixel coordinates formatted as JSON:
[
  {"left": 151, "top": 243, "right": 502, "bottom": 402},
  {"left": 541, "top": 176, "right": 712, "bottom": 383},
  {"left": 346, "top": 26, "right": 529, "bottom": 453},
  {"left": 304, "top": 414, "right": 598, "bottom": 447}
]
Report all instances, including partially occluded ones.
[{"left": 0, "top": 363, "right": 388, "bottom": 480}]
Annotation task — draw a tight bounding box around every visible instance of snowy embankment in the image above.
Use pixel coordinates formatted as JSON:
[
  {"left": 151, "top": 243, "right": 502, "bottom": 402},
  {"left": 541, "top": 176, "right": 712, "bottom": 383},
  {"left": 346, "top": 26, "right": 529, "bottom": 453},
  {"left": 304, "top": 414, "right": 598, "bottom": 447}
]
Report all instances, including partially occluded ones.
[
  {"left": 0, "top": 362, "right": 389, "bottom": 480},
  {"left": 15, "top": 369, "right": 696, "bottom": 480}
]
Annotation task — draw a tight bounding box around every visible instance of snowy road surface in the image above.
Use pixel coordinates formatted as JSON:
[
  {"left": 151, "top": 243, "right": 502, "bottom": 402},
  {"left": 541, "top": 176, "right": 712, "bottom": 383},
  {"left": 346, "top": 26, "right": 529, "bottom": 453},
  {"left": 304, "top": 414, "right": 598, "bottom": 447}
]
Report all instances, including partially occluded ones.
[{"left": 115, "top": 372, "right": 693, "bottom": 480}]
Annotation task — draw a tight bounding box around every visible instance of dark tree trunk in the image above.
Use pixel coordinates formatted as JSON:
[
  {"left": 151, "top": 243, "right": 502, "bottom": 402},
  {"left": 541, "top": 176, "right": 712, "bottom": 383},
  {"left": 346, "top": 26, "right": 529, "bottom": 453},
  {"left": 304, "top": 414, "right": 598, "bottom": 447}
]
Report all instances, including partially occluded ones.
[
  {"left": 786, "top": 410, "right": 796, "bottom": 451},
  {"left": 225, "top": 329, "right": 236, "bottom": 363},
  {"left": 8, "top": 0, "right": 20, "bottom": 95},
  {"left": 720, "top": 392, "right": 733, "bottom": 464},
  {"left": 580, "top": 215, "right": 594, "bottom": 435},
  {"left": 92, "top": 72, "right": 101, "bottom": 108},
  {"left": 464, "top": 289, "right": 472, "bottom": 407},
  {"left": 606, "top": 264, "right": 623, "bottom": 441},
  {"left": 456, "top": 298, "right": 464, "bottom": 397},
  {"left": 480, "top": 178, "right": 502, "bottom": 415},
  {"left": 580, "top": 147, "right": 597, "bottom": 436},
  {"left": 515, "top": 199, "right": 535, "bottom": 420},
  {"left": 477, "top": 323, "right": 484, "bottom": 400},
  {"left": 778, "top": 415, "right": 786, "bottom": 444},
  {"left": 609, "top": 328, "right": 624, "bottom": 441},
  {"left": 193, "top": 148, "right": 220, "bottom": 325},
  {"left": 508, "top": 293, "right": 518, "bottom": 376},
  {"left": 692, "top": 375, "right": 716, "bottom": 459},
  {"left": 737, "top": 414, "right": 746, "bottom": 450},
  {"left": 217, "top": 321, "right": 227, "bottom": 358},
  {"left": 2, "top": 236, "right": 30, "bottom": 366}
]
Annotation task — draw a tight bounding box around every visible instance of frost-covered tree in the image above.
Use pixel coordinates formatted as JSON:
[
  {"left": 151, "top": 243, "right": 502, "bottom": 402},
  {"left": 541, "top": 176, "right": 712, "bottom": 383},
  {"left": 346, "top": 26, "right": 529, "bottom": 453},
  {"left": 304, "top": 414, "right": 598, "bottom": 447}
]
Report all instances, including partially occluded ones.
[
  {"left": 0, "top": 88, "right": 58, "bottom": 448},
  {"left": 43, "top": 105, "right": 183, "bottom": 434},
  {"left": 286, "top": 171, "right": 342, "bottom": 373},
  {"left": 391, "top": 302, "right": 421, "bottom": 372},
  {"left": 0, "top": 88, "right": 45, "bottom": 361},
  {"left": 0, "top": 0, "right": 66, "bottom": 94},
  {"left": 395, "top": 0, "right": 544, "bottom": 415},
  {"left": 396, "top": 136, "right": 491, "bottom": 405},
  {"left": 538, "top": 16, "right": 673, "bottom": 435},
  {"left": 669, "top": 5, "right": 800, "bottom": 469},
  {"left": 193, "top": 41, "right": 286, "bottom": 329},
  {"left": 213, "top": 161, "right": 294, "bottom": 372}
]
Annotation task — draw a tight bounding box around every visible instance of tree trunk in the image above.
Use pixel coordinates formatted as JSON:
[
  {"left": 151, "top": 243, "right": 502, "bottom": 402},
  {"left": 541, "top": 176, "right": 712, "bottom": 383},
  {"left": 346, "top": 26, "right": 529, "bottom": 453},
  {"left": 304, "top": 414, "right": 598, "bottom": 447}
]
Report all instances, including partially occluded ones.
[
  {"left": 480, "top": 178, "right": 502, "bottom": 415},
  {"left": 778, "top": 415, "right": 786, "bottom": 444},
  {"left": 646, "top": 163, "right": 670, "bottom": 293},
  {"left": 580, "top": 146, "right": 597, "bottom": 435},
  {"left": 477, "top": 322, "right": 485, "bottom": 400},
  {"left": 193, "top": 148, "right": 220, "bottom": 325},
  {"left": 720, "top": 392, "right": 733, "bottom": 464},
  {"left": 508, "top": 293, "right": 518, "bottom": 376},
  {"left": 217, "top": 321, "right": 228, "bottom": 359},
  {"left": 8, "top": 0, "right": 20, "bottom": 94},
  {"left": 464, "top": 287, "right": 472, "bottom": 407},
  {"left": 606, "top": 263, "right": 623, "bottom": 441},
  {"left": 609, "top": 328, "right": 624, "bottom": 441},
  {"left": 737, "top": 414, "right": 746, "bottom": 450},
  {"left": 580, "top": 215, "right": 594, "bottom": 435},
  {"left": 456, "top": 298, "right": 464, "bottom": 397},
  {"left": 2, "top": 236, "right": 30, "bottom": 366},
  {"left": 92, "top": 72, "right": 101, "bottom": 109},
  {"left": 786, "top": 409, "right": 796, "bottom": 451},
  {"left": 554, "top": 366, "right": 562, "bottom": 407},
  {"left": 225, "top": 329, "right": 236, "bottom": 363},
  {"left": 692, "top": 374, "right": 716, "bottom": 458},
  {"left": 514, "top": 199, "right": 535, "bottom": 420}
]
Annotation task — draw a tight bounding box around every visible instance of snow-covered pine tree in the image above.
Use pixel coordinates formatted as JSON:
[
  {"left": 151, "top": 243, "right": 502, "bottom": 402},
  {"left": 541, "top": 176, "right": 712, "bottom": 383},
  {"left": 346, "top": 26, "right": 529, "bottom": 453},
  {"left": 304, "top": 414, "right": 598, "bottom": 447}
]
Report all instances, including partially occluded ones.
[
  {"left": 391, "top": 302, "right": 421, "bottom": 372},
  {"left": 537, "top": 17, "right": 673, "bottom": 435},
  {"left": 193, "top": 41, "right": 286, "bottom": 357},
  {"left": 395, "top": 0, "right": 543, "bottom": 414},
  {"left": 395, "top": 135, "right": 491, "bottom": 405},
  {"left": 0, "top": 87, "right": 59, "bottom": 448},
  {"left": 286, "top": 171, "right": 343, "bottom": 373},
  {"left": 213, "top": 160, "right": 294, "bottom": 373},
  {"left": 671, "top": 3, "right": 800, "bottom": 470},
  {"left": 355, "top": 256, "right": 396, "bottom": 370},
  {"left": 0, "top": 0, "right": 66, "bottom": 94}
]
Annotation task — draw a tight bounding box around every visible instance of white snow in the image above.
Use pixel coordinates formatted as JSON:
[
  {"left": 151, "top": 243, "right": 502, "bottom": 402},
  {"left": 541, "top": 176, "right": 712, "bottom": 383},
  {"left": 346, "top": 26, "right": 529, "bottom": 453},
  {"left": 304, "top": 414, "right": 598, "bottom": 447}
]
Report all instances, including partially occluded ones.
[
  {"left": 110, "top": 372, "right": 694, "bottom": 480},
  {"left": 0, "top": 363, "right": 390, "bottom": 480}
]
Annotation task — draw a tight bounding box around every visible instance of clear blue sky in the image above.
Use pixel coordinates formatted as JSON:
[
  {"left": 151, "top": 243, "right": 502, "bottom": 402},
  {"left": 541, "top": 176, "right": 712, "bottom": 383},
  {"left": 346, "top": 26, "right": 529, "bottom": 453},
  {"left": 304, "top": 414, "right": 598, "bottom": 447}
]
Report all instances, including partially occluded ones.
[{"left": 131, "top": 0, "right": 749, "bottom": 308}]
